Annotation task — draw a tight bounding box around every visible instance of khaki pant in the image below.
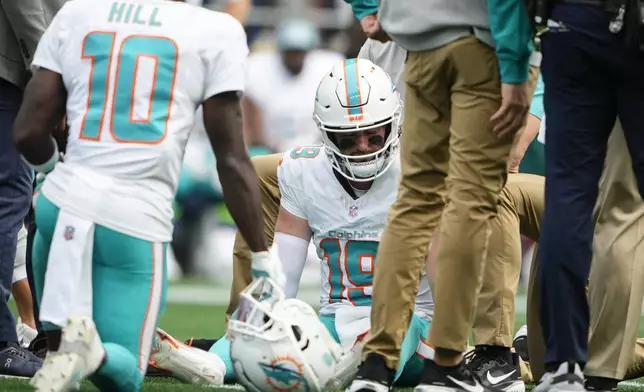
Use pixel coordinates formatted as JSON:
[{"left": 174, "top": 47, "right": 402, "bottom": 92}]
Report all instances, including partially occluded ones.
[
  {"left": 472, "top": 65, "right": 541, "bottom": 347},
  {"left": 526, "top": 123, "right": 644, "bottom": 381},
  {"left": 363, "top": 36, "right": 512, "bottom": 368},
  {"left": 473, "top": 173, "right": 543, "bottom": 349},
  {"left": 586, "top": 121, "right": 644, "bottom": 380}
]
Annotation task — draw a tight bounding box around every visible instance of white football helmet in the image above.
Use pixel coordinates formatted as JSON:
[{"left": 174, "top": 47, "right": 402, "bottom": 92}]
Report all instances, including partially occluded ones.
[
  {"left": 313, "top": 58, "right": 403, "bottom": 182},
  {"left": 228, "top": 278, "right": 343, "bottom": 392}
]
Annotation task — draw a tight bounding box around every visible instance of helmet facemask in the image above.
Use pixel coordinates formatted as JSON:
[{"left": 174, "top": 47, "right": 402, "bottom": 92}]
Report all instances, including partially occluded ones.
[
  {"left": 228, "top": 278, "right": 343, "bottom": 392},
  {"left": 313, "top": 59, "right": 404, "bottom": 183},
  {"left": 316, "top": 101, "right": 402, "bottom": 183}
]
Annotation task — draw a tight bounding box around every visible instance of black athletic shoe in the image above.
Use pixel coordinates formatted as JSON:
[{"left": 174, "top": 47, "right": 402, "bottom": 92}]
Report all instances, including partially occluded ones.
[
  {"left": 415, "top": 358, "right": 496, "bottom": 392},
  {"left": 184, "top": 337, "right": 218, "bottom": 352},
  {"left": 346, "top": 354, "right": 394, "bottom": 392},
  {"left": 27, "top": 334, "right": 48, "bottom": 360},
  {"left": 146, "top": 363, "right": 172, "bottom": 378},
  {"left": 512, "top": 325, "right": 529, "bottom": 362},
  {"left": 585, "top": 376, "right": 618, "bottom": 392},
  {"left": 466, "top": 347, "right": 525, "bottom": 392}
]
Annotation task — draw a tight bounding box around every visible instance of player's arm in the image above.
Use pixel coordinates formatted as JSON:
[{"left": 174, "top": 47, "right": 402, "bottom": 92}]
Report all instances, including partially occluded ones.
[
  {"left": 203, "top": 92, "right": 267, "bottom": 253},
  {"left": 13, "top": 68, "right": 66, "bottom": 172},
  {"left": 273, "top": 207, "right": 312, "bottom": 298},
  {"left": 201, "top": 17, "right": 268, "bottom": 254},
  {"left": 273, "top": 159, "right": 313, "bottom": 298},
  {"left": 226, "top": 153, "right": 283, "bottom": 321},
  {"left": 509, "top": 70, "right": 543, "bottom": 173}
]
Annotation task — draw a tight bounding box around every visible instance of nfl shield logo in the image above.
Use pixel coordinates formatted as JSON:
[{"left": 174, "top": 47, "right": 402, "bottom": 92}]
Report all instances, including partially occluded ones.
[
  {"left": 349, "top": 205, "right": 358, "bottom": 217},
  {"left": 64, "top": 226, "right": 75, "bottom": 241}
]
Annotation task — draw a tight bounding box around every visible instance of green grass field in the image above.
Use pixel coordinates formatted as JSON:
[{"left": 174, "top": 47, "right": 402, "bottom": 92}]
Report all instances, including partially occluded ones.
[{"left": 2, "top": 301, "right": 644, "bottom": 391}]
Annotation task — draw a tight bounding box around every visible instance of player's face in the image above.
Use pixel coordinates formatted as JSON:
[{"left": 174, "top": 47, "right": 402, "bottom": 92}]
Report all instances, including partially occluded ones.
[
  {"left": 333, "top": 126, "right": 386, "bottom": 161},
  {"left": 281, "top": 50, "right": 307, "bottom": 75}
]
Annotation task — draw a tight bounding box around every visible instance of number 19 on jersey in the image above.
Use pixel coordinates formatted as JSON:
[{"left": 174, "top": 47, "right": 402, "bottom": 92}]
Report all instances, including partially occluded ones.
[{"left": 321, "top": 239, "right": 378, "bottom": 306}]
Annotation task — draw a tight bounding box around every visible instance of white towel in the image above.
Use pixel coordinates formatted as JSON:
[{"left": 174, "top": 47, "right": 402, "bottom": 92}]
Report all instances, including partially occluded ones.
[
  {"left": 537, "top": 114, "right": 546, "bottom": 144},
  {"left": 39, "top": 209, "right": 95, "bottom": 327},
  {"left": 335, "top": 306, "right": 371, "bottom": 349},
  {"left": 12, "top": 225, "right": 28, "bottom": 284}
]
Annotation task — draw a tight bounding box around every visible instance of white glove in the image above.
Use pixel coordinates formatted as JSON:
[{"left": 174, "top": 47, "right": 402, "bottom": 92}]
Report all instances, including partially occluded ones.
[{"left": 250, "top": 244, "right": 286, "bottom": 290}]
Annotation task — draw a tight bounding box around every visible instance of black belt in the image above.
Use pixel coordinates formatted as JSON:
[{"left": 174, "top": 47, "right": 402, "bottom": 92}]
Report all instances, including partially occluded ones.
[
  {"left": 555, "top": 0, "right": 603, "bottom": 5},
  {"left": 553, "top": 0, "right": 622, "bottom": 14}
]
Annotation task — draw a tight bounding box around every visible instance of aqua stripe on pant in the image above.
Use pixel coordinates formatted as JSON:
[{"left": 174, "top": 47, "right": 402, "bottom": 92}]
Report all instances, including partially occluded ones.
[{"left": 32, "top": 195, "right": 168, "bottom": 391}]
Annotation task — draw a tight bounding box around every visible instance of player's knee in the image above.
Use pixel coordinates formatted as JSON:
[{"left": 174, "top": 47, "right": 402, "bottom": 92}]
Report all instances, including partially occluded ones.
[{"left": 447, "top": 183, "right": 503, "bottom": 219}]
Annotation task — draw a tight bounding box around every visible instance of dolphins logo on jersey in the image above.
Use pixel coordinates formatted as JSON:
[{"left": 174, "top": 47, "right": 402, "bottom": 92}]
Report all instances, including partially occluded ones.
[{"left": 259, "top": 356, "right": 310, "bottom": 392}]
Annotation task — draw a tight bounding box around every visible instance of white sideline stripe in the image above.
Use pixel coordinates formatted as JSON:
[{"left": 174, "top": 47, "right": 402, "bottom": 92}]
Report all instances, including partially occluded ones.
[
  {"left": 620, "top": 381, "right": 644, "bottom": 387},
  {"left": 166, "top": 286, "right": 538, "bottom": 312},
  {"left": 167, "top": 286, "right": 644, "bottom": 316}
]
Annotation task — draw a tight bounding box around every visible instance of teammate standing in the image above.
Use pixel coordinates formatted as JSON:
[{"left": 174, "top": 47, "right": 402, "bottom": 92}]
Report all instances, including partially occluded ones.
[{"left": 12, "top": 0, "right": 280, "bottom": 391}]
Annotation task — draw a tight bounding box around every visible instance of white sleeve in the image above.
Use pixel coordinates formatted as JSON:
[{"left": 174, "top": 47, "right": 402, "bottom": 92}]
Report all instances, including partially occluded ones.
[
  {"left": 243, "top": 54, "right": 263, "bottom": 104},
  {"left": 31, "top": 3, "right": 70, "bottom": 74},
  {"left": 202, "top": 16, "right": 250, "bottom": 100},
  {"left": 274, "top": 232, "right": 310, "bottom": 298},
  {"left": 357, "top": 39, "right": 372, "bottom": 61},
  {"left": 277, "top": 160, "right": 307, "bottom": 219}
]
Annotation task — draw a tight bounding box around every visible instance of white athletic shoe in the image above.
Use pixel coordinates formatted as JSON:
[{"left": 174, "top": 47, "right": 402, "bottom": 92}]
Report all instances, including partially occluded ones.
[
  {"left": 30, "top": 317, "right": 105, "bottom": 392},
  {"left": 533, "top": 362, "right": 586, "bottom": 392},
  {"left": 16, "top": 319, "right": 37, "bottom": 348},
  {"left": 149, "top": 328, "right": 225, "bottom": 386}
]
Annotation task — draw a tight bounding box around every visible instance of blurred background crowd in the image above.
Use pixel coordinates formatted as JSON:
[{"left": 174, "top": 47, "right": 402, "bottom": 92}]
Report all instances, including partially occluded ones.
[{"left": 170, "top": 0, "right": 360, "bottom": 285}]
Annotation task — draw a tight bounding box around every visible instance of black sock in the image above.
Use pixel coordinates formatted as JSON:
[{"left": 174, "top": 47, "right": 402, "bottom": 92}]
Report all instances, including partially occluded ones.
[
  {"left": 360, "top": 354, "right": 394, "bottom": 385},
  {"left": 429, "top": 358, "right": 465, "bottom": 373},
  {"left": 545, "top": 361, "right": 562, "bottom": 373},
  {"left": 476, "top": 344, "right": 511, "bottom": 359}
]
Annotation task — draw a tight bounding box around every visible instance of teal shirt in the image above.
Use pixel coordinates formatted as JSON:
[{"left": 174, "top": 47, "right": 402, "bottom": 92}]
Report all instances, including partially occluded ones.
[
  {"left": 346, "top": 0, "right": 533, "bottom": 83},
  {"left": 529, "top": 74, "right": 545, "bottom": 120},
  {"left": 487, "top": 0, "right": 533, "bottom": 84},
  {"left": 343, "top": 0, "right": 378, "bottom": 21}
]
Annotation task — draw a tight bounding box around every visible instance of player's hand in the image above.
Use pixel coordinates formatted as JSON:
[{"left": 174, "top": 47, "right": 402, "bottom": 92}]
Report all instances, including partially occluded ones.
[
  {"left": 360, "top": 14, "right": 391, "bottom": 43},
  {"left": 250, "top": 245, "right": 286, "bottom": 290},
  {"left": 490, "top": 83, "right": 530, "bottom": 138},
  {"left": 508, "top": 145, "right": 523, "bottom": 173}
]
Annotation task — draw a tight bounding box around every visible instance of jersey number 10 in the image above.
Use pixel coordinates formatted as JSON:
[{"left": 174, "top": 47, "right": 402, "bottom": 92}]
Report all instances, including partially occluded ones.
[{"left": 80, "top": 32, "right": 178, "bottom": 144}]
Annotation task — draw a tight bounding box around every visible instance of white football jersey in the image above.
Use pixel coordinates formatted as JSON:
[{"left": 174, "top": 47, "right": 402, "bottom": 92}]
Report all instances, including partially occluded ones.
[
  {"left": 33, "top": 0, "right": 248, "bottom": 242},
  {"left": 278, "top": 146, "right": 433, "bottom": 319},
  {"left": 245, "top": 50, "right": 344, "bottom": 152}
]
